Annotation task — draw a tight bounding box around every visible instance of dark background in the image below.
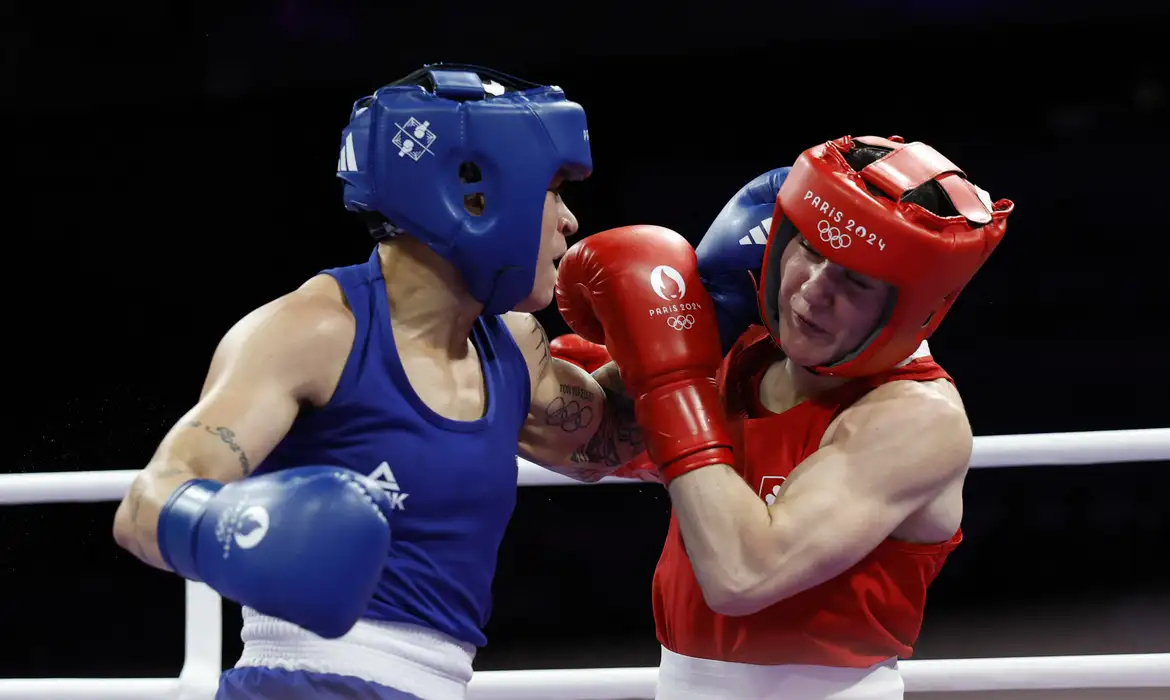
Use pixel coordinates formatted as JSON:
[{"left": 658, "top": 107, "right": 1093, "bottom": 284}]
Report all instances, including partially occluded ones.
[{"left": 4, "top": 1, "right": 1169, "bottom": 697}]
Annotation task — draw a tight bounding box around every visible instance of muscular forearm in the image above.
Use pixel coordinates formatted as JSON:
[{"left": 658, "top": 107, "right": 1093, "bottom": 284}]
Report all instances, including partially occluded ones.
[
  {"left": 112, "top": 459, "right": 199, "bottom": 570},
  {"left": 113, "top": 417, "right": 262, "bottom": 567},
  {"left": 521, "top": 360, "right": 644, "bottom": 481},
  {"left": 668, "top": 465, "right": 776, "bottom": 614},
  {"left": 567, "top": 362, "right": 643, "bottom": 469},
  {"left": 565, "top": 384, "right": 644, "bottom": 474},
  {"left": 530, "top": 384, "right": 644, "bottom": 481}
]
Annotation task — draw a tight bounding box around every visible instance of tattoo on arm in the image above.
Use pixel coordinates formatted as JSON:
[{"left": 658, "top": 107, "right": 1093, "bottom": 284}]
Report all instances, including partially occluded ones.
[
  {"left": 530, "top": 315, "right": 551, "bottom": 380},
  {"left": 127, "top": 478, "right": 146, "bottom": 527},
  {"left": 185, "top": 420, "right": 253, "bottom": 477},
  {"left": 568, "top": 389, "right": 643, "bottom": 467},
  {"left": 545, "top": 385, "right": 597, "bottom": 434}
]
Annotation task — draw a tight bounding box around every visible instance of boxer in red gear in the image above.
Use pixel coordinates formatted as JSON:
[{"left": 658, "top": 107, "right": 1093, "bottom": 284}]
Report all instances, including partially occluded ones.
[{"left": 557, "top": 135, "right": 1012, "bottom": 700}]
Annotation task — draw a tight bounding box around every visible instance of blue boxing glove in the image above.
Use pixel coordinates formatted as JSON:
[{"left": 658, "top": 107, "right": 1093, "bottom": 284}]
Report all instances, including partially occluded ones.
[
  {"left": 157, "top": 466, "right": 392, "bottom": 639},
  {"left": 696, "top": 167, "right": 791, "bottom": 354}
]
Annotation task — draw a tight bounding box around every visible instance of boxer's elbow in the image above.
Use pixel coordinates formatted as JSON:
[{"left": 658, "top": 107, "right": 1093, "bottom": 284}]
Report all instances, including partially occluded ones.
[
  {"left": 701, "top": 550, "right": 834, "bottom": 617},
  {"left": 111, "top": 462, "right": 197, "bottom": 568},
  {"left": 698, "top": 573, "right": 774, "bottom": 618},
  {"left": 692, "top": 545, "right": 788, "bottom": 617},
  {"left": 111, "top": 499, "right": 135, "bottom": 551},
  {"left": 112, "top": 480, "right": 152, "bottom": 562}
]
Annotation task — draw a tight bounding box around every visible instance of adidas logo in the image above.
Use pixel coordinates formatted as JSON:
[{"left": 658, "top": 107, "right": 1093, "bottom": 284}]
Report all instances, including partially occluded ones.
[
  {"left": 337, "top": 132, "right": 358, "bottom": 173},
  {"left": 738, "top": 217, "right": 773, "bottom": 246},
  {"left": 370, "top": 461, "right": 409, "bottom": 511}
]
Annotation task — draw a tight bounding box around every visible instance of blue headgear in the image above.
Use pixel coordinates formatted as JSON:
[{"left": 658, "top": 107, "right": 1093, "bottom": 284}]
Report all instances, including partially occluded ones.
[{"left": 337, "top": 64, "right": 593, "bottom": 315}]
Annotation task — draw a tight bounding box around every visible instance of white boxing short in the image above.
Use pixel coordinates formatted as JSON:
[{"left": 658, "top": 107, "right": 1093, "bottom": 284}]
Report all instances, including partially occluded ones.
[{"left": 656, "top": 646, "right": 904, "bottom": 700}]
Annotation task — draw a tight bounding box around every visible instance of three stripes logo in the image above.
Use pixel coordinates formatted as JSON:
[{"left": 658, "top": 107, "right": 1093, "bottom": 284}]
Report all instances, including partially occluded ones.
[
  {"left": 337, "top": 132, "right": 359, "bottom": 173},
  {"left": 738, "top": 217, "right": 773, "bottom": 246}
]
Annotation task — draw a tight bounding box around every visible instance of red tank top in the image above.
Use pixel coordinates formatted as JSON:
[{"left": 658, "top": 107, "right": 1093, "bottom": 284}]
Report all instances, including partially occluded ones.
[{"left": 652, "top": 325, "right": 962, "bottom": 667}]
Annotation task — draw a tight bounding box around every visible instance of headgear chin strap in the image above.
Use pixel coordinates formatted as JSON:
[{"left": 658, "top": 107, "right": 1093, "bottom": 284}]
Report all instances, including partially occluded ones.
[
  {"left": 757, "top": 135, "right": 1014, "bottom": 378},
  {"left": 337, "top": 63, "right": 593, "bottom": 315}
]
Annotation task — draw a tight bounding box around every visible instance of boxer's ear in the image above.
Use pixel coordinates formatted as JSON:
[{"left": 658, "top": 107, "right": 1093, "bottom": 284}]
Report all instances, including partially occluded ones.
[{"left": 460, "top": 161, "right": 485, "bottom": 216}]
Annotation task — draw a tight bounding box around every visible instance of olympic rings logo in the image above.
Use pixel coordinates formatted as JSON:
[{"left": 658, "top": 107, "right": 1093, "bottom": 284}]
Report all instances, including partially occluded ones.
[
  {"left": 545, "top": 396, "right": 595, "bottom": 433},
  {"left": 818, "top": 219, "right": 851, "bottom": 249},
  {"left": 667, "top": 315, "right": 695, "bottom": 331}
]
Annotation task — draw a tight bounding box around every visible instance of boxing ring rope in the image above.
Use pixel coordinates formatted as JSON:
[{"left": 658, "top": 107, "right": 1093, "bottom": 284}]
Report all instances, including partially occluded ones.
[{"left": 2, "top": 427, "right": 1168, "bottom": 699}]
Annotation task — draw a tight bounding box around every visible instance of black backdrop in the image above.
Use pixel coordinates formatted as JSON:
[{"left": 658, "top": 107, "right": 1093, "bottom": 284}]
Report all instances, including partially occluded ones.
[{"left": 4, "top": 1, "right": 1170, "bottom": 697}]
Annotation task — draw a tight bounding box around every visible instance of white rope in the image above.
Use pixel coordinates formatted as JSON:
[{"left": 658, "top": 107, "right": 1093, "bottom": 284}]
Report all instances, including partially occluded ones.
[
  {"left": 0, "top": 679, "right": 180, "bottom": 700},
  {"left": 1, "top": 654, "right": 1167, "bottom": 699},
  {"left": 463, "top": 654, "right": 1170, "bottom": 697},
  {"left": 469, "top": 667, "right": 654, "bottom": 700},
  {"left": 900, "top": 653, "right": 1170, "bottom": 691},
  {"left": 3, "top": 428, "right": 1168, "bottom": 502},
  {"left": 2, "top": 427, "right": 1167, "bottom": 697}
]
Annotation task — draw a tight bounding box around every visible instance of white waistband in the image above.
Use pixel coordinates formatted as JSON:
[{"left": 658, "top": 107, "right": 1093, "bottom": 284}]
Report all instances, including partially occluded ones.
[
  {"left": 656, "top": 647, "right": 904, "bottom": 700},
  {"left": 235, "top": 607, "right": 476, "bottom": 700}
]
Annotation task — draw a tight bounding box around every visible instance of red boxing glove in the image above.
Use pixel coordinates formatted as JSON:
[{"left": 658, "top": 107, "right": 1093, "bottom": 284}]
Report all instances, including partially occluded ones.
[
  {"left": 613, "top": 452, "right": 663, "bottom": 484},
  {"left": 555, "top": 225, "right": 732, "bottom": 484},
  {"left": 550, "top": 334, "right": 613, "bottom": 374}
]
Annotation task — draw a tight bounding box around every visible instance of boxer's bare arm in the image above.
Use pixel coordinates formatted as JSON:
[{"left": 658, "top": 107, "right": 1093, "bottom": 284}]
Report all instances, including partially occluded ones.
[
  {"left": 668, "top": 379, "right": 972, "bottom": 616},
  {"left": 502, "top": 312, "right": 643, "bottom": 482},
  {"left": 112, "top": 278, "right": 354, "bottom": 569}
]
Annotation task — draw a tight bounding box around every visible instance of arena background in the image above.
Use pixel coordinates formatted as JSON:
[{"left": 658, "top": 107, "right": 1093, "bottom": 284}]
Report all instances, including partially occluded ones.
[{"left": 4, "top": 1, "right": 1169, "bottom": 698}]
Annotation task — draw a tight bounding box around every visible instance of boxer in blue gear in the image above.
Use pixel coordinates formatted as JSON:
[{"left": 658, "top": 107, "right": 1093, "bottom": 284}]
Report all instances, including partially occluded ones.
[{"left": 112, "top": 64, "right": 647, "bottom": 700}]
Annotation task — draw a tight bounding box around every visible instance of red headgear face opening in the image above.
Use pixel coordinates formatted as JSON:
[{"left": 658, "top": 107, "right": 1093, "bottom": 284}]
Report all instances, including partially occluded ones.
[{"left": 756, "top": 135, "right": 1014, "bottom": 377}]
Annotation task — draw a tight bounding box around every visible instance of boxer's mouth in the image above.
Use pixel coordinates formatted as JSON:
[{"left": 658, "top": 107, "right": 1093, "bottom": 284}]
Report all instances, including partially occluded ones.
[{"left": 795, "top": 311, "right": 829, "bottom": 337}]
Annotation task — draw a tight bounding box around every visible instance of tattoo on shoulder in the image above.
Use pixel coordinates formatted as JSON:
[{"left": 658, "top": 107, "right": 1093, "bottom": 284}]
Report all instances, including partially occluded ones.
[
  {"left": 185, "top": 420, "right": 253, "bottom": 476},
  {"left": 529, "top": 315, "right": 551, "bottom": 379},
  {"left": 569, "top": 390, "right": 642, "bottom": 467}
]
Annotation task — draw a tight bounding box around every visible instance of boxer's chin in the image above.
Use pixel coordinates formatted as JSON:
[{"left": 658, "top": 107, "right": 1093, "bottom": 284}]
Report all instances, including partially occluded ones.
[
  {"left": 514, "top": 276, "right": 556, "bottom": 313},
  {"left": 779, "top": 310, "right": 841, "bottom": 368}
]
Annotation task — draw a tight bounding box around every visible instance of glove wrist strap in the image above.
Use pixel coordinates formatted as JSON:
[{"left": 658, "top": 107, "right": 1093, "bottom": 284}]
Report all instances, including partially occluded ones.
[
  {"left": 636, "top": 379, "right": 733, "bottom": 484},
  {"left": 157, "top": 479, "right": 223, "bottom": 581}
]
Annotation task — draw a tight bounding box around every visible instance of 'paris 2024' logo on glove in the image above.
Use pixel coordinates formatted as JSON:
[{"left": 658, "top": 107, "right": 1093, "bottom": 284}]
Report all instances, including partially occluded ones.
[{"left": 647, "top": 265, "right": 702, "bottom": 329}]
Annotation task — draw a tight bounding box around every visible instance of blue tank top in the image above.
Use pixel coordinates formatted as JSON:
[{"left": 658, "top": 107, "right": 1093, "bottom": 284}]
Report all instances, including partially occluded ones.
[{"left": 256, "top": 248, "right": 531, "bottom": 648}]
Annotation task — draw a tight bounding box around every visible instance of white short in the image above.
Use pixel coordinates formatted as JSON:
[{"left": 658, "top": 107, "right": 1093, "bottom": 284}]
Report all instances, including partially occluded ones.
[
  {"left": 232, "top": 606, "right": 476, "bottom": 700},
  {"left": 656, "top": 647, "right": 904, "bottom": 700}
]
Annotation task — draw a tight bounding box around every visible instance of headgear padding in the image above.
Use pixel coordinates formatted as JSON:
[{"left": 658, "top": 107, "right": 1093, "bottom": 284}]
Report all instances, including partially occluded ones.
[
  {"left": 757, "top": 135, "right": 1014, "bottom": 377},
  {"left": 338, "top": 64, "right": 593, "bottom": 315}
]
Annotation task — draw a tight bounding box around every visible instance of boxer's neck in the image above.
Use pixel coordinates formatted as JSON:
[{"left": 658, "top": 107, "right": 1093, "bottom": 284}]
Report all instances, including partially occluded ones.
[
  {"left": 378, "top": 239, "right": 483, "bottom": 356},
  {"left": 760, "top": 358, "right": 851, "bottom": 413}
]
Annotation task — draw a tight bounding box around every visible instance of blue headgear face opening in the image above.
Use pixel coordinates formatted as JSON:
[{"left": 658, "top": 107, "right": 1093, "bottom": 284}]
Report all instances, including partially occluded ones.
[{"left": 337, "top": 63, "right": 593, "bottom": 315}]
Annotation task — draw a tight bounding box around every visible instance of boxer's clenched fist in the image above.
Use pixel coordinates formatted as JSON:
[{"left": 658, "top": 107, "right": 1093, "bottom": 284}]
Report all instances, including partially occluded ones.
[{"left": 555, "top": 226, "right": 732, "bottom": 483}]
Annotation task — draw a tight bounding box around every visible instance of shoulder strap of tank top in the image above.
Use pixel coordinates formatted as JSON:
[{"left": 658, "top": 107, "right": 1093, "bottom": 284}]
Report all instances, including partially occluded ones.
[
  {"left": 476, "top": 313, "right": 532, "bottom": 427},
  {"left": 316, "top": 247, "right": 379, "bottom": 321},
  {"left": 887, "top": 356, "right": 954, "bottom": 385},
  {"left": 314, "top": 248, "right": 381, "bottom": 402},
  {"left": 827, "top": 355, "right": 955, "bottom": 414},
  {"left": 720, "top": 325, "right": 782, "bottom": 417}
]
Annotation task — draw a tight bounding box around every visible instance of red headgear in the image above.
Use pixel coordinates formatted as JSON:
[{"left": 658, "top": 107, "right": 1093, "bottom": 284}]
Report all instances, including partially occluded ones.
[{"left": 757, "top": 135, "right": 1014, "bottom": 377}]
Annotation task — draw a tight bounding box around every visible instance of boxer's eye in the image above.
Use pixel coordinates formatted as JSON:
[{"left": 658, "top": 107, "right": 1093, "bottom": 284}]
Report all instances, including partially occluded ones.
[
  {"left": 846, "top": 273, "right": 875, "bottom": 290},
  {"left": 798, "top": 237, "right": 822, "bottom": 259}
]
